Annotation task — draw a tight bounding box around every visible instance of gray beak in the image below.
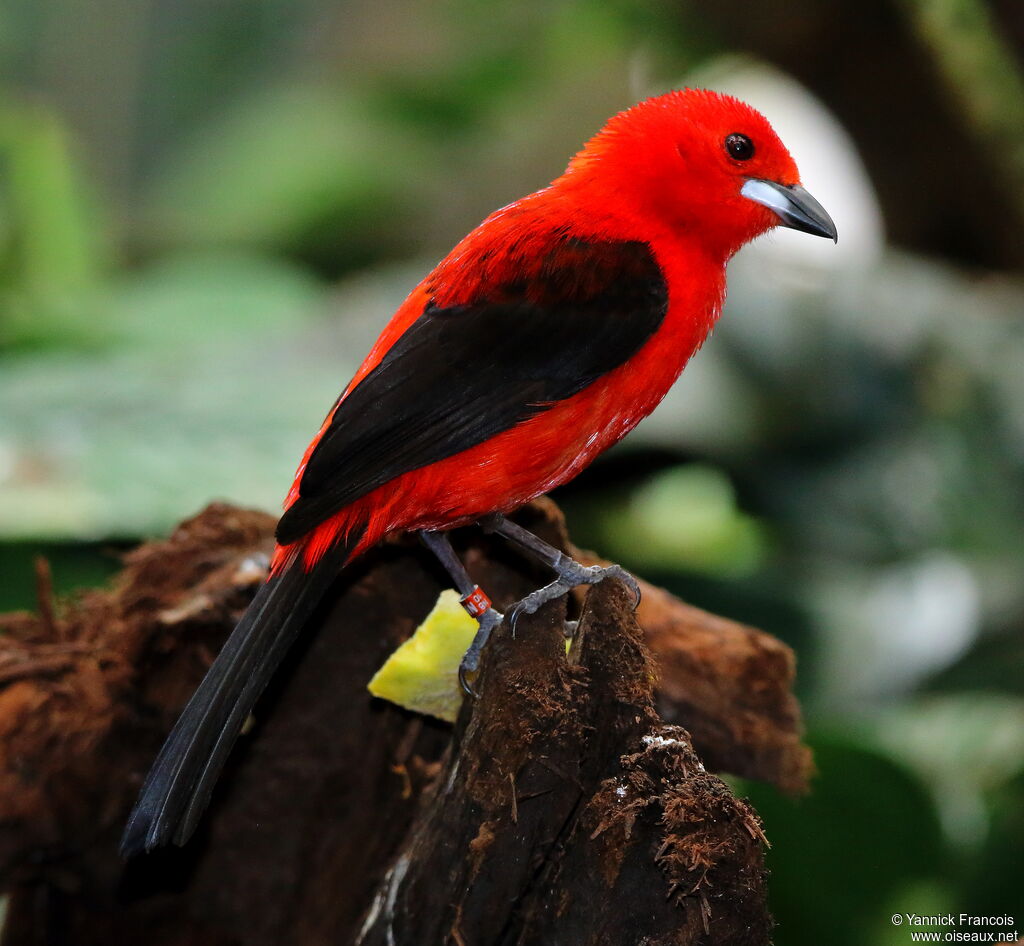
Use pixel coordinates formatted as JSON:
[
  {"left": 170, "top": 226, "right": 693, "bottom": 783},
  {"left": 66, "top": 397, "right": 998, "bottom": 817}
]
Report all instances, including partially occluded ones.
[{"left": 740, "top": 179, "right": 838, "bottom": 242}]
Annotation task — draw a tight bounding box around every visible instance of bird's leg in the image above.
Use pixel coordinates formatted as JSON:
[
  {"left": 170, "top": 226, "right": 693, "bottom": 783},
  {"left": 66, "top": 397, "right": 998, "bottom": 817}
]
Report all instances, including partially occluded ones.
[
  {"left": 419, "top": 530, "right": 503, "bottom": 695},
  {"left": 479, "top": 514, "right": 640, "bottom": 630}
]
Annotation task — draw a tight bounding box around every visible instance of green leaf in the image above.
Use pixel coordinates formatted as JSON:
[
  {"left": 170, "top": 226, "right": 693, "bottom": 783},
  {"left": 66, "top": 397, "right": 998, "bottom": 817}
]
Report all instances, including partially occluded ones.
[
  {"left": 964, "top": 767, "right": 1024, "bottom": 921},
  {"left": 144, "top": 82, "right": 428, "bottom": 254},
  {"left": 107, "top": 250, "right": 322, "bottom": 350},
  {"left": 0, "top": 101, "right": 109, "bottom": 349},
  {"left": 743, "top": 733, "right": 948, "bottom": 946},
  {"left": 595, "top": 464, "right": 767, "bottom": 577},
  {"left": 0, "top": 261, "right": 414, "bottom": 540}
]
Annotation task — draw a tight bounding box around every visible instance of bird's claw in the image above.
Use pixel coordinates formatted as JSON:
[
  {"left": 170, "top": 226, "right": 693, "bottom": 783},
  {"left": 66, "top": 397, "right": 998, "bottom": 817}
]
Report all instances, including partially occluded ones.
[
  {"left": 458, "top": 662, "right": 478, "bottom": 698},
  {"left": 558, "top": 561, "right": 641, "bottom": 610},
  {"left": 507, "top": 578, "right": 575, "bottom": 633},
  {"left": 603, "top": 564, "right": 642, "bottom": 610},
  {"left": 506, "top": 562, "right": 641, "bottom": 634},
  {"left": 456, "top": 563, "right": 638, "bottom": 696},
  {"left": 458, "top": 608, "right": 502, "bottom": 697}
]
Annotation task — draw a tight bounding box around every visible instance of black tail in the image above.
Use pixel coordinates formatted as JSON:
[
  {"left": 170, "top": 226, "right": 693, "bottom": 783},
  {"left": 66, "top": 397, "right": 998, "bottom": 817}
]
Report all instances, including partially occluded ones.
[{"left": 120, "top": 539, "right": 352, "bottom": 858}]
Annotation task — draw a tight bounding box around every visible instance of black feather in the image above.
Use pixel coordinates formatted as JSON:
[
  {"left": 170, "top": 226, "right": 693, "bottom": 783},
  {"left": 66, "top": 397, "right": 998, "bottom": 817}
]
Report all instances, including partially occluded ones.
[
  {"left": 120, "top": 536, "right": 354, "bottom": 857},
  {"left": 276, "top": 237, "right": 667, "bottom": 545}
]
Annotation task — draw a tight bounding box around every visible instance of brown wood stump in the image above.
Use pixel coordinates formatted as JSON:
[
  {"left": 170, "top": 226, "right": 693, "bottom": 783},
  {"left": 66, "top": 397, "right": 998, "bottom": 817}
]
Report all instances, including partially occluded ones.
[{"left": 0, "top": 499, "right": 810, "bottom": 945}]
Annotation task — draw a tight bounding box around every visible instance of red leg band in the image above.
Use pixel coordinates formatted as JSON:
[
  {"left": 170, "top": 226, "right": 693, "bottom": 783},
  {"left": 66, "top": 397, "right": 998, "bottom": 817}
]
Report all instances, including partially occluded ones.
[{"left": 460, "top": 586, "right": 491, "bottom": 618}]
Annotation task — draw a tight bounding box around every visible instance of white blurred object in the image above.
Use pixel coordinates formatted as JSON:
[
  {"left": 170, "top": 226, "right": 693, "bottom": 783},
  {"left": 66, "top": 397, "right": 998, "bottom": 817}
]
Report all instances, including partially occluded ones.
[
  {"left": 816, "top": 553, "right": 981, "bottom": 705},
  {"left": 863, "top": 554, "right": 980, "bottom": 688},
  {"left": 685, "top": 57, "right": 886, "bottom": 279}
]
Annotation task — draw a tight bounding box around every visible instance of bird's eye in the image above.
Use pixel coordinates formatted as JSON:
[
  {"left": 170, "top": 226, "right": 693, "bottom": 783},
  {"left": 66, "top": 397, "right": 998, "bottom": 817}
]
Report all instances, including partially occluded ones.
[{"left": 725, "top": 133, "right": 755, "bottom": 161}]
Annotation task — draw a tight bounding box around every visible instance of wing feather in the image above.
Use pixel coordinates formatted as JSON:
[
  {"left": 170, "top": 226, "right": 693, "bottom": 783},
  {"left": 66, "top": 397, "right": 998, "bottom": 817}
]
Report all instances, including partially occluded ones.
[{"left": 276, "top": 237, "right": 667, "bottom": 545}]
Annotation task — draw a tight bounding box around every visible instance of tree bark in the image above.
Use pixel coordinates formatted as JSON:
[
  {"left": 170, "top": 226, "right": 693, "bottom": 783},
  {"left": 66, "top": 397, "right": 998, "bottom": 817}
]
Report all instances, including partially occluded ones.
[{"left": 0, "top": 499, "right": 809, "bottom": 945}]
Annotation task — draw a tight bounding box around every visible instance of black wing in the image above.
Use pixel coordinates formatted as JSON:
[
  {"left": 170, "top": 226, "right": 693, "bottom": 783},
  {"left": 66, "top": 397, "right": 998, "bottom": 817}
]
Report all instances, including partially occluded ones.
[{"left": 276, "top": 237, "right": 668, "bottom": 545}]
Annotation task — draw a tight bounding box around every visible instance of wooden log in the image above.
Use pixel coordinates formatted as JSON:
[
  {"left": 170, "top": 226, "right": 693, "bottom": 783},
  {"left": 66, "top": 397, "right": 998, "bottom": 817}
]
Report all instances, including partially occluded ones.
[
  {"left": 359, "top": 581, "right": 771, "bottom": 946},
  {"left": 0, "top": 500, "right": 805, "bottom": 945}
]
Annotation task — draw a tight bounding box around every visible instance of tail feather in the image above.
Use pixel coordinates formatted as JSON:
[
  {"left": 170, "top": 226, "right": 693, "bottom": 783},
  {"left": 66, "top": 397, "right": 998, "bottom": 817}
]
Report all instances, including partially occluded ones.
[{"left": 120, "top": 539, "right": 352, "bottom": 858}]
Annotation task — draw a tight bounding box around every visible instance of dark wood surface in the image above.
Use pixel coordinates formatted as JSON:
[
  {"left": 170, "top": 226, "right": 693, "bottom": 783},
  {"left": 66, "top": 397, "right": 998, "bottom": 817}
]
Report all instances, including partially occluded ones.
[{"left": 0, "top": 499, "right": 808, "bottom": 945}]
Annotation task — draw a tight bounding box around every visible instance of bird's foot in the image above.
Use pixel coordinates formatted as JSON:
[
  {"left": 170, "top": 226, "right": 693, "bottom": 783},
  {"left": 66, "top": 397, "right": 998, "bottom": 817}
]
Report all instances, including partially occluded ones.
[
  {"left": 458, "top": 606, "right": 503, "bottom": 696},
  {"left": 507, "top": 559, "right": 640, "bottom": 633}
]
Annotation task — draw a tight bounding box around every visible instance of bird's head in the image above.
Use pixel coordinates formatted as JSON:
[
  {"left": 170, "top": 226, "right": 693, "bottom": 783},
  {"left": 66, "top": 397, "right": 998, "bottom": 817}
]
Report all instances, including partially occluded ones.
[{"left": 564, "top": 88, "right": 837, "bottom": 259}]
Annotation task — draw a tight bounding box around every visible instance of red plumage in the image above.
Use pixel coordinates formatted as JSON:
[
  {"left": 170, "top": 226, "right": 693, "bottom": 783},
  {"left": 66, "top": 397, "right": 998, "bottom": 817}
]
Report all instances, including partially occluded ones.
[
  {"left": 123, "top": 88, "right": 836, "bottom": 856},
  {"left": 274, "top": 88, "right": 801, "bottom": 574}
]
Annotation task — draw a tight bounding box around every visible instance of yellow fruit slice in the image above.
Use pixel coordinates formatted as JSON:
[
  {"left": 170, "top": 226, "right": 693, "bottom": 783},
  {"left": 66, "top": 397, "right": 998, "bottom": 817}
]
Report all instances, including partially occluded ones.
[{"left": 367, "top": 589, "right": 476, "bottom": 722}]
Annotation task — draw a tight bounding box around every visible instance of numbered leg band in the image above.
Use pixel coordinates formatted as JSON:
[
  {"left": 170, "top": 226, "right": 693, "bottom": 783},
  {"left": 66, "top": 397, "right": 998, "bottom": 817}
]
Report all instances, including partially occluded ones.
[{"left": 460, "top": 586, "right": 492, "bottom": 618}]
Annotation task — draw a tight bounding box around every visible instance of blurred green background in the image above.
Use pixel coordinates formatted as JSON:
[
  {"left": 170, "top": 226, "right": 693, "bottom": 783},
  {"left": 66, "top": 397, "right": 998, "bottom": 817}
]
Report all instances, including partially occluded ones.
[{"left": 1, "top": 0, "right": 1022, "bottom": 941}]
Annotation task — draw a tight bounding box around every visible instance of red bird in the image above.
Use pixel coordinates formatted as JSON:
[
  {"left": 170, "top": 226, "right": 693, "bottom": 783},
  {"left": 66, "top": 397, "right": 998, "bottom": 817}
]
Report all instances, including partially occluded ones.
[{"left": 122, "top": 88, "right": 836, "bottom": 855}]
